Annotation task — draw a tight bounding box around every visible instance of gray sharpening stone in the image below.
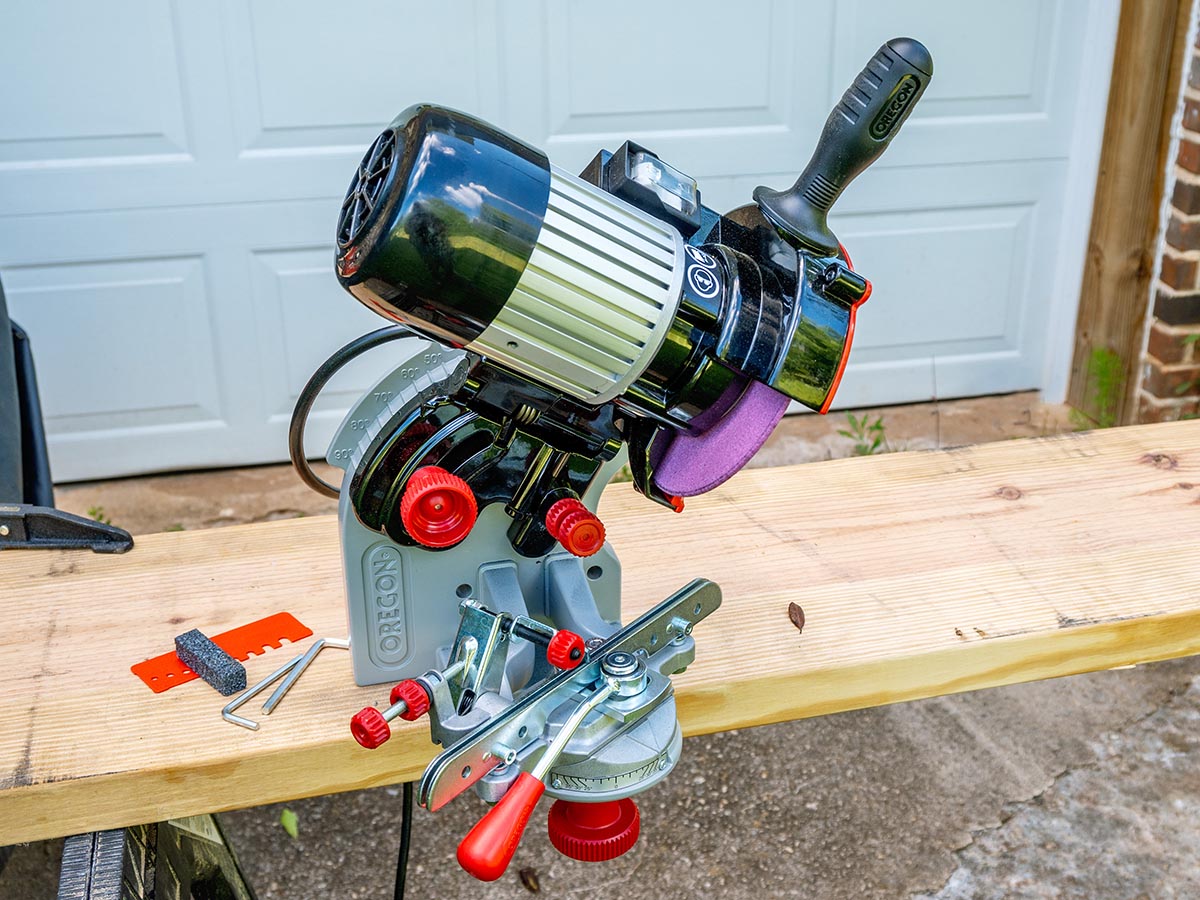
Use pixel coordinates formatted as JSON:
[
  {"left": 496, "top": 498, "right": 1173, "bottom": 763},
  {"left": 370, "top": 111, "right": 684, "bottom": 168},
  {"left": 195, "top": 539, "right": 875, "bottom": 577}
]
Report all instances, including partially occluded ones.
[{"left": 174, "top": 628, "right": 247, "bottom": 696}]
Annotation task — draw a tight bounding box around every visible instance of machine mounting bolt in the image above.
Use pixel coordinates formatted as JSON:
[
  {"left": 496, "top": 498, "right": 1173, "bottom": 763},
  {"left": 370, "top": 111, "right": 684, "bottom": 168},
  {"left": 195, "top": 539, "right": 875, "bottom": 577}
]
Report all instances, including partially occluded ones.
[{"left": 601, "top": 651, "right": 638, "bottom": 678}]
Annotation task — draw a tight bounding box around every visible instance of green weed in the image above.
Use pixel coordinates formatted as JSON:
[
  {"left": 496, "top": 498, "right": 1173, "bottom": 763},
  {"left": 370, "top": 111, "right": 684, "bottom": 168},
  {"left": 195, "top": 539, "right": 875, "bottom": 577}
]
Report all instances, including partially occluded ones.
[{"left": 838, "top": 412, "right": 889, "bottom": 456}]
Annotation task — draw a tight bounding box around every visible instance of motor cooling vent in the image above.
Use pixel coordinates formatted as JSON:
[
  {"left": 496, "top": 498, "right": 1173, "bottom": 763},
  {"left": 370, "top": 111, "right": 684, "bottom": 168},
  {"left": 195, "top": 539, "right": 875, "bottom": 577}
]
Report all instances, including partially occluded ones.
[{"left": 337, "top": 129, "right": 396, "bottom": 248}]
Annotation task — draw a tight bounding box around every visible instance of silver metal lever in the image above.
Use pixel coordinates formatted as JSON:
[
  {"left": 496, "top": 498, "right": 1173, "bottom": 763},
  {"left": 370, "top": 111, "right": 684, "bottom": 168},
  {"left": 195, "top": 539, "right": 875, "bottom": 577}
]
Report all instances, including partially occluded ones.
[{"left": 530, "top": 677, "right": 618, "bottom": 781}]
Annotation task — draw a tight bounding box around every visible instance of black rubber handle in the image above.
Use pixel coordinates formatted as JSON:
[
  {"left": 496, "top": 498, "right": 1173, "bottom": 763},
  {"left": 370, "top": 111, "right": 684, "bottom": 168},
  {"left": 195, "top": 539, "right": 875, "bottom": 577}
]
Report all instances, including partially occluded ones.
[{"left": 754, "top": 37, "right": 933, "bottom": 254}]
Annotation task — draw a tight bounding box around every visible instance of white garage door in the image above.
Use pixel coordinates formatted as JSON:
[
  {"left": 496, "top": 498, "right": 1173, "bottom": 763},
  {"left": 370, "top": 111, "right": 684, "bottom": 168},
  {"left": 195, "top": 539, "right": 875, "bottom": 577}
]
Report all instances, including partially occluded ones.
[{"left": 0, "top": 0, "right": 1118, "bottom": 481}]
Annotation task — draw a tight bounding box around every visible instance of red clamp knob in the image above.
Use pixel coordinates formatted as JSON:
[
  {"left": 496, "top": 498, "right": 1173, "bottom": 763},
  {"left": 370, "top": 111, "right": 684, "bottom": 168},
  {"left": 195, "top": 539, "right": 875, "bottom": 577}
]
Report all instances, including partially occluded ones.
[
  {"left": 544, "top": 498, "right": 605, "bottom": 558},
  {"left": 547, "top": 798, "right": 640, "bottom": 862},
  {"left": 400, "top": 466, "right": 478, "bottom": 548},
  {"left": 546, "top": 629, "right": 585, "bottom": 669},
  {"left": 389, "top": 679, "right": 430, "bottom": 720},
  {"left": 350, "top": 706, "right": 390, "bottom": 749}
]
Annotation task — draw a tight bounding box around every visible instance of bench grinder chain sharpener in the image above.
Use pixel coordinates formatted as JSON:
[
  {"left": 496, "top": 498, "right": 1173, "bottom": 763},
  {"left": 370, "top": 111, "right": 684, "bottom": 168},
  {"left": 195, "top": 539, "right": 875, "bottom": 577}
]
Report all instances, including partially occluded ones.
[{"left": 291, "top": 38, "right": 931, "bottom": 881}]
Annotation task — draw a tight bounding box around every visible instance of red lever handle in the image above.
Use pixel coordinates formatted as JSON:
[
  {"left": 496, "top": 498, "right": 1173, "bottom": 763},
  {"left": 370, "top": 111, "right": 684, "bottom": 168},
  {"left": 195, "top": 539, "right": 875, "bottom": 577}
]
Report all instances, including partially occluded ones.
[{"left": 456, "top": 772, "right": 546, "bottom": 881}]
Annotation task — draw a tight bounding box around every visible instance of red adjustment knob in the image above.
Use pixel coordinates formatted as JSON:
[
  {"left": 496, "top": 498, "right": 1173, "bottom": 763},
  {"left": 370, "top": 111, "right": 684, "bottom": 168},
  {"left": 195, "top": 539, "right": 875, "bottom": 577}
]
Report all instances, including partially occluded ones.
[
  {"left": 350, "top": 706, "right": 390, "bottom": 749},
  {"left": 389, "top": 679, "right": 430, "bottom": 720},
  {"left": 547, "top": 798, "right": 640, "bottom": 862},
  {"left": 544, "top": 498, "right": 605, "bottom": 558},
  {"left": 400, "top": 466, "right": 478, "bottom": 548},
  {"left": 546, "top": 629, "right": 585, "bottom": 669}
]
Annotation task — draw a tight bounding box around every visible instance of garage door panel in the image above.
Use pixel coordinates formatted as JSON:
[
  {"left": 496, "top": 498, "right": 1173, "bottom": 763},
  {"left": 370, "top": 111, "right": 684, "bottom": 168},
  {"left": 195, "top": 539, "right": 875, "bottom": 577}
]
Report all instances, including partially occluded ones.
[
  {"left": 535, "top": 0, "right": 1088, "bottom": 178},
  {"left": 826, "top": 159, "right": 1066, "bottom": 409},
  {"left": 0, "top": 1, "right": 1116, "bottom": 479},
  {"left": 245, "top": 238, "right": 429, "bottom": 461},
  {"left": 533, "top": 0, "right": 831, "bottom": 179},
  {"left": 846, "top": 205, "right": 1029, "bottom": 352},
  {"left": 830, "top": 356, "right": 938, "bottom": 407},
  {"left": 248, "top": 246, "right": 400, "bottom": 423},
  {"left": 928, "top": 349, "right": 1037, "bottom": 400},
  {"left": 548, "top": 0, "right": 785, "bottom": 127},
  {"left": 0, "top": 1, "right": 223, "bottom": 219},
  {"left": 221, "top": 0, "right": 502, "bottom": 155},
  {"left": 3, "top": 255, "right": 224, "bottom": 432},
  {"left": 834, "top": 0, "right": 1056, "bottom": 115},
  {"left": 0, "top": 1, "right": 190, "bottom": 165},
  {"left": 834, "top": 348, "right": 1036, "bottom": 410},
  {"left": 832, "top": 0, "right": 1082, "bottom": 169}
]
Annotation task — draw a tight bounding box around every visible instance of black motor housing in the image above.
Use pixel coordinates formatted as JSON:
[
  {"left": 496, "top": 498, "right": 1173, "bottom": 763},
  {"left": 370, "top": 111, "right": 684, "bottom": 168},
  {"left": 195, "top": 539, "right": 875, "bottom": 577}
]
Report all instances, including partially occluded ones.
[{"left": 336, "top": 105, "right": 551, "bottom": 348}]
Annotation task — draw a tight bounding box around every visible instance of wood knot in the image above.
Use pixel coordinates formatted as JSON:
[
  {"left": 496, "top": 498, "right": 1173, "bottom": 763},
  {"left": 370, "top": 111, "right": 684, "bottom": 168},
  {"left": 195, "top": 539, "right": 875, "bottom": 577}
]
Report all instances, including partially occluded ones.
[
  {"left": 1140, "top": 453, "right": 1178, "bottom": 470},
  {"left": 994, "top": 486, "right": 1023, "bottom": 501},
  {"left": 1176, "top": 482, "right": 1194, "bottom": 490},
  {"left": 787, "top": 602, "right": 806, "bottom": 633}
]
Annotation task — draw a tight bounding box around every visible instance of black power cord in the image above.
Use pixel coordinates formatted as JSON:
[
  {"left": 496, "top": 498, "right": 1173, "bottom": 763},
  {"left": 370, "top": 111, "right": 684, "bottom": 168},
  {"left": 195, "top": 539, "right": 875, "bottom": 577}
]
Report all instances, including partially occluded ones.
[
  {"left": 394, "top": 781, "right": 414, "bottom": 900},
  {"left": 290, "top": 331, "right": 424, "bottom": 895},
  {"left": 288, "top": 325, "right": 411, "bottom": 498}
]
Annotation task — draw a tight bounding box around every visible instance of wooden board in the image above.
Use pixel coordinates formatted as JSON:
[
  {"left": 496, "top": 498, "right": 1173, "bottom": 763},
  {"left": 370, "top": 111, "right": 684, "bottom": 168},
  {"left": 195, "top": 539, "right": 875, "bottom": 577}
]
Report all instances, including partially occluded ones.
[
  {"left": 1067, "top": 0, "right": 1192, "bottom": 424},
  {"left": 2, "top": 421, "right": 1200, "bottom": 845}
]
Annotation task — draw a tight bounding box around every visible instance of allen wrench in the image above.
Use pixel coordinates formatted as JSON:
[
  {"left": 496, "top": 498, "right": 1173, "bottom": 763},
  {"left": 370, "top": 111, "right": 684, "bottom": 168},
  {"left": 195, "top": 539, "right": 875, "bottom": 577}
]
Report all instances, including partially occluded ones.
[{"left": 222, "top": 637, "right": 350, "bottom": 730}]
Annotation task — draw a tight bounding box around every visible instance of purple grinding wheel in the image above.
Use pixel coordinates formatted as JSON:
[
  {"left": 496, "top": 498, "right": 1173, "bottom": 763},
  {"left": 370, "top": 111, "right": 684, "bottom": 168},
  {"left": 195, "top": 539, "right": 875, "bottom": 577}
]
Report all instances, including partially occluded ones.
[{"left": 652, "top": 379, "right": 790, "bottom": 497}]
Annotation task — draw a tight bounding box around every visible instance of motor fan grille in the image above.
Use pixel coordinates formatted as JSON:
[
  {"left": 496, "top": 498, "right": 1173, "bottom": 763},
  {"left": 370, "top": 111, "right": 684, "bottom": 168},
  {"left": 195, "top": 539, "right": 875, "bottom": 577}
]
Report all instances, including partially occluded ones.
[{"left": 337, "top": 130, "right": 396, "bottom": 249}]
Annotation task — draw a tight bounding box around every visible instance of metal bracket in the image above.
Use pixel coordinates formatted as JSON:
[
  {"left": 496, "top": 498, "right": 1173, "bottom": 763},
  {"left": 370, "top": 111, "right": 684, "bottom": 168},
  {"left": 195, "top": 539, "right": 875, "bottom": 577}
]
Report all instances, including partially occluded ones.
[
  {"left": 418, "top": 577, "right": 721, "bottom": 811},
  {"left": 0, "top": 503, "right": 133, "bottom": 553}
]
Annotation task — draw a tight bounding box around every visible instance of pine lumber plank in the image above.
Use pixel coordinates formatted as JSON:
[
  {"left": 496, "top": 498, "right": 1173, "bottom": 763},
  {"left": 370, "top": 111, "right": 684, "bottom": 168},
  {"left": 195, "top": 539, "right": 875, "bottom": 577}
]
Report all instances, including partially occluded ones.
[{"left": 2, "top": 421, "right": 1199, "bottom": 845}]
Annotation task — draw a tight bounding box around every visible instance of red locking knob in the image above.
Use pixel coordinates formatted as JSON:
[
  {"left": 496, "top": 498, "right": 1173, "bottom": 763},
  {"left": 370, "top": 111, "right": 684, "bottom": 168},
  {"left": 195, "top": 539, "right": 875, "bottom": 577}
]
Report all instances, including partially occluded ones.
[
  {"left": 350, "top": 706, "right": 390, "bottom": 749},
  {"left": 544, "top": 498, "right": 605, "bottom": 557},
  {"left": 389, "top": 679, "right": 430, "bottom": 720},
  {"left": 546, "top": 629, "right": 585, "bottom": 669},
  {"left": 547, "top": 798, "right": 640, "bottom": 862},
  {"left": 400, "top": 466, "right": 478, "bottom": 548}
]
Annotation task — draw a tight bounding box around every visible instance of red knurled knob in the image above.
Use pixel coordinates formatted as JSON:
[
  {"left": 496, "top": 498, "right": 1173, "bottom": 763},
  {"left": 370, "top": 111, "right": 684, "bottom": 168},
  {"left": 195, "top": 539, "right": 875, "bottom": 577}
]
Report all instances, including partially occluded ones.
[
  {"left": 389, "top": 679, "right": 430, "bottom": 720},
  {"left": 545, "top": 629, "right": 585, "bottom": 669},
  {"left": 547, "top": 798, "right": 640, "bottom": 862},
  {"left": 350, "top": 706, "right": 391, "bottom": 749},
  {"left": 400, "top": 466, "right": 478, "bottom": 548},
  {"left": 544, "top": 498, "right": 605, "bottom": 558}
]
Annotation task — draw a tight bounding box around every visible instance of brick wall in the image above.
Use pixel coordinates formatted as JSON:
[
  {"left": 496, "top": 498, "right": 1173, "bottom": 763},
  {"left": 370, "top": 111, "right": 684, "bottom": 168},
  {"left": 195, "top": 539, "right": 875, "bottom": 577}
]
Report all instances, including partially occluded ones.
[{"left": 1139, "top": 27, "right": 1200, "bottom": 423}]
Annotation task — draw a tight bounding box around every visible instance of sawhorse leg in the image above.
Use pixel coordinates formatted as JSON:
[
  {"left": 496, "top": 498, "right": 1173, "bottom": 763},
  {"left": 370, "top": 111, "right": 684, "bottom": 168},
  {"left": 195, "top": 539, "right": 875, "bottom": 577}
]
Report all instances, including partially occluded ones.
[{"left": 57, "top": 815, "right": 255, "bottom": 900}]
